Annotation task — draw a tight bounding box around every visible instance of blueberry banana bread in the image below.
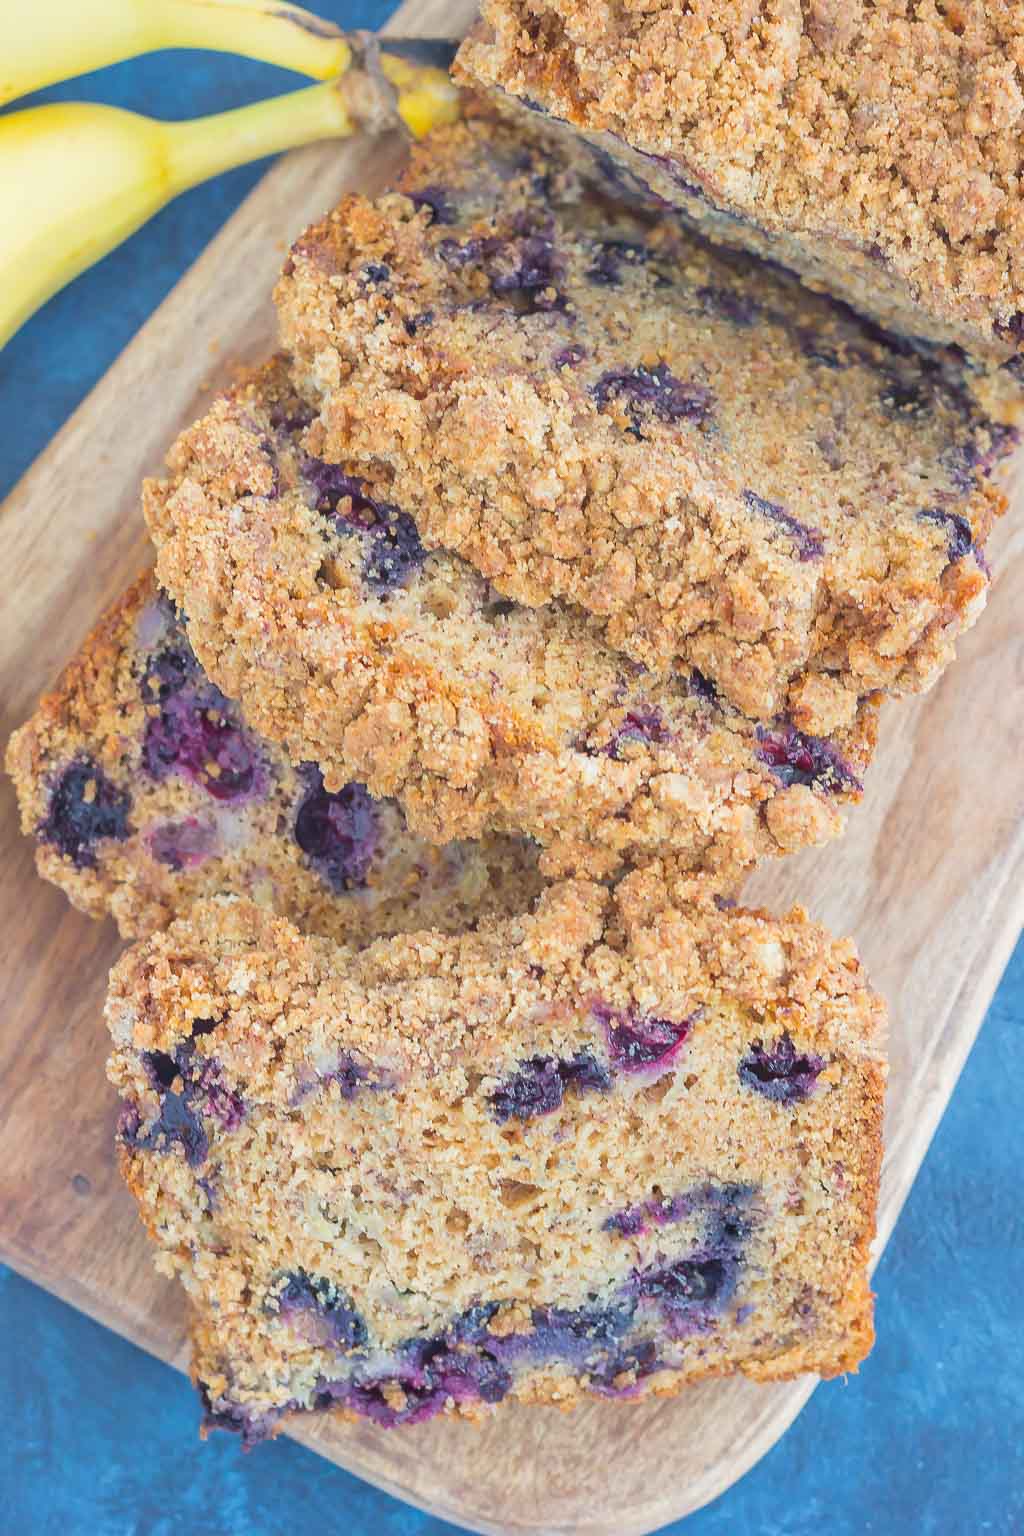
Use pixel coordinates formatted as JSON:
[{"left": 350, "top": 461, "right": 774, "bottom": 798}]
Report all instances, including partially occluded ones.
[
  {"left": 106, "top": 876, "right": 886, "bottom": 1440},
  {"left": 456, "top": 1, "right": 1024, "bottom": 365},
  {"left": 274, "top": 111, "right": 1016, "bottom": 727},
  {"left": 5, "top": 572, "right": 542, "bottom": 943},
  {"left": 144, "top": 357, "right": 878, "bottom": 883}
]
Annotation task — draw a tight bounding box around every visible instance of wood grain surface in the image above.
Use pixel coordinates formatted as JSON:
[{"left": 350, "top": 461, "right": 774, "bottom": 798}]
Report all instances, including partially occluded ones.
[{"left": 2, "top": 3, "right": 1023, "bottom": 1529}]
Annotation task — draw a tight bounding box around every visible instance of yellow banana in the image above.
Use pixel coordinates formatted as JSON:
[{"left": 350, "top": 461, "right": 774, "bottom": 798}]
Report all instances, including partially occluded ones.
[
  {"left": 0, "top": 64, "right": 460, "bottom": 347},
  {"left": 0, "top": 0, "right": 352, "bottom": 106}
]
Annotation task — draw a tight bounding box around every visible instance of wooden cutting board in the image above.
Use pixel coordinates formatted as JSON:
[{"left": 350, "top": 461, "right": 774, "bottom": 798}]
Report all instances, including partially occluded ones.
[{"left": 2, "top": 3, "right": 1023, "bottom": 1528}]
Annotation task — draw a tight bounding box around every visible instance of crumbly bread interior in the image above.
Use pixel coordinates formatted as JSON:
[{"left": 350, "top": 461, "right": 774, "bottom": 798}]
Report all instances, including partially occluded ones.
[
  {"left": 5, "top": 572, "right": 542, "bottom": 942},
  {"left": 107, "top": 878, "right": 885, "bottom": 1439}
]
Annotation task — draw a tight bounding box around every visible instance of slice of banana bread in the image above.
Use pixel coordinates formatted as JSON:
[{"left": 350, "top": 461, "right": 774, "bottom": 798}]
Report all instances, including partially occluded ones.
[
  {"left": 106, "top": 877, "right": 886, "bottom": 1441},
  {"left": 144, "top": 357, "right": 878, "bottom": 884},
  {"left": 274, "top": 109, "right": 1016, "bottom": 726},
  {"left": 5, "top": 572, "right": 542, "bottom": 943},
  {"left": 456, "top": 0, "right": 1024, "bottom": 365}
]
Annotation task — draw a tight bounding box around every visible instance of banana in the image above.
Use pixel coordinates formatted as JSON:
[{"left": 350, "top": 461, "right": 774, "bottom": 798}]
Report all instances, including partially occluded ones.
[
  {"left": 0, "top": 66, "right": 460, "bottom": 347},
  {"left": 1, "top": 0, "right": 352, "bottom": 106}
]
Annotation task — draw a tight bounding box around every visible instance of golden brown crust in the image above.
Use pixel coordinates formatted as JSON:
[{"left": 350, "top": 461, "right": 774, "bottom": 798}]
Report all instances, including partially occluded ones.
[
  {"left": 108, "top": 883, "right": 885, "bottom": 1433},
  {"left": 457, "top": 1, "right": 1024, "bottom": 362},
  {"left": 5, "top": 571, "right": 543, "bottom": 943}
]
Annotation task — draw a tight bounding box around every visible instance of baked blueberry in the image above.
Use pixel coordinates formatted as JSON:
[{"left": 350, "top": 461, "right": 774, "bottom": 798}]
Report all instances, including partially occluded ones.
[
  {"left": 489, "top": 1050, "right": 610, "bottom": 1122},
  {"left": 38, "top": 758, "right": 130, "bottom": 868},
  {"left": 744, "top": 491, "right": 824, "bottom": 562},
  {"left": 739, "top": 1033, "right": 825, "bottom": 1104},
  {"left": 756, "top": 724, "right": 861, "bottom": 794},
  {"left": 595, "top": 1005, "right": 694, "bottom": 1073},
  {"left": 294, "top": 768, "right": 378, "bottom": 891},
  {"left": 592, "top": 363, "right": 713, "bottom": 432}
]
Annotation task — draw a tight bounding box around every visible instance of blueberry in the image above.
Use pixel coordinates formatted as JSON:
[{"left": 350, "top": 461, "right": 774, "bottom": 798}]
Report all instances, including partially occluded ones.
[
  {"left": 592, "top": 363, "right": 713, "bottom": 434},
  {"left": 414, "top": 1339, "right": 511, "bottom": 1405},
  {"left": 303, "top": 460, "right": 426, "bottom": 592},
  {"left": 465, "top": 1301, "right": 636, "bottom": 1375},
  {"left": 739, "top": 1033, "right": 825, "bottom": 1104},
  {"left": 303, "top": 457, "right": 379, "bottom": 524},
  {"left": 488, "top": 1051, "right": 610, "bottom": 1122},
  {"left": 594, "top": 1004, "right": 693, "bottom": 1073},
  {"left": 696, "top": 285, "right": 759, "bottom": 327},
  {"left": 408, "top": 184, "right": 456, "bottom": 225},
  {"left": 585, "top": 240, "right": 648, "bottom": 286},
  {"left": 524, "top": 1304, "right": 634, "bottom": 1364},
  {"left": 688, "top": 670, "right": 718, "bottom": 704},
  {"left": 605, "top": 1194, "right": 690, "bottom": 1238},
  {"left": 404, "top": 309, "right": 435, "bottom": 337},
  {"left": 440, "top": 223, "right": 567, "bottom": 309},
  {"left": 797, "top": 329, "right": 845, "bottom": 369},
  {"left": 606, "top": 1181, "right": 753, "bottom": 1239},
  {"left": 602, "top": 709, "right": 671, "bottom": 758},
  {"left": 994, "top": 311, "right": 1024, "bottom": 342},
  {"left": 329, "top": 1334, "right": 512, "bottom": 1427},
  {"left": 197, "top": 1059, "right": 246, "bottom": 1131},
  {"left": 880, "top": 378, "right": 930, "bottom": 417},
  {"left": 361, "top": 510, "right": 426, "bottom": 594},
  {"left": 917, "top": 508, "right": 974, "bottom": 564},
  {"left": 603, "top": 1207, "right": 649, "bottom": 1238},
  {"left": 361, "top": 262, "right": 390, "bottom": 284},
  {"left": 638, "top": 1256, "right": 730, "bottom": 1308},
  {"left": 437, "top": 234, "right": 503, "bottom": 269},
  {"left": 198, "top": 1384, "right": 285, "bottom": 1446},
  {"left": 148, "top": 817, "right": 216, "bottom": 871},
  {"left": 329, "top": 1051, "right": 372, "bottom": 1099},
  {"left": 336, "top": 1378, "right": 442, "bottom": 1428},
  {"left": 274, "top": 1271, "right": 368, "bottom": 1350},
  {"left": 490, "top": 232, "right": 565, "bottom": 308},
  {"left": 588, "top": 1340, "right": 662, "bottom": 1395},
  {"left": 269, "top": 400, "right": 315, "bottom": 435},
  {"left": 143, "top": 687, "right": 260, "bottom": 802},
  {"left": 143, "top": 1050, "right": 179, "bottom": 1090},
  {"left": 120, "top": 1087, "right": 209, "bottom": 1168},
  {"left": 38, "top": 759, "right": 131, "bottom": 868},
  {"left": 703, "top": 1184, "right": 754, "bottom": 1249},
  {"left": 294, "top": 768, "right": 378, "bottom": 891},
  {"left": 755, "top": 723, "right": 861, "bottom": 794},
  {"left": 744, "top": 490, "right": 824, "bottom": 562},
  {"left": 141, "top": 639, "right": 199, "bottom": 701},
  {"left": 124, "top": 1046, "right": 245, "bottom": 1166}
]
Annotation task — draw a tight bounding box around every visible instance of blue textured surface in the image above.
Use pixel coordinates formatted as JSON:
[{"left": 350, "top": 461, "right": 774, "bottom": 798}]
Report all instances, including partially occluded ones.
[{"left": 1, "top": 8, "right": 1021, "bottom": 1531}]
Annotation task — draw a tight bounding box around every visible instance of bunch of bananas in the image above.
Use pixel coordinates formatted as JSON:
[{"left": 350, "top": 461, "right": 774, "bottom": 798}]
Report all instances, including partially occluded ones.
[{"left": 0, "top": 0, "right": 460, "bottom": 346}]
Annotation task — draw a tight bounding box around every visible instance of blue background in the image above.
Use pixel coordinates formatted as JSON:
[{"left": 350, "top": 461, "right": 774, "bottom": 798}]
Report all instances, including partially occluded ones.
[{"left": 1, "top": 6, "right": 1021, "bottom": 1531}]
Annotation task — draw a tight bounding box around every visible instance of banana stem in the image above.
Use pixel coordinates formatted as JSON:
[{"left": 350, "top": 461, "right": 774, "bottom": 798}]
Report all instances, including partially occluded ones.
[
  {"left": 378, "top": 54, "right": 461, "bottom": 140},
  {"left": 162, "top": 76, "right": 360, "bottom": 193},
  {"left": 146, "top": 0, "right": 350, "bottom": 79}
]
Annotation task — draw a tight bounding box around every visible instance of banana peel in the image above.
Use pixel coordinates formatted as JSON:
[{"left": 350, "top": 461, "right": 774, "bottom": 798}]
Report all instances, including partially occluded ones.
[
  {"left": 2, "top": 0, "right": 352, "bottom": 106},
  {"left": 0, "top": 18, "right": 461, "bottom": 345}
]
